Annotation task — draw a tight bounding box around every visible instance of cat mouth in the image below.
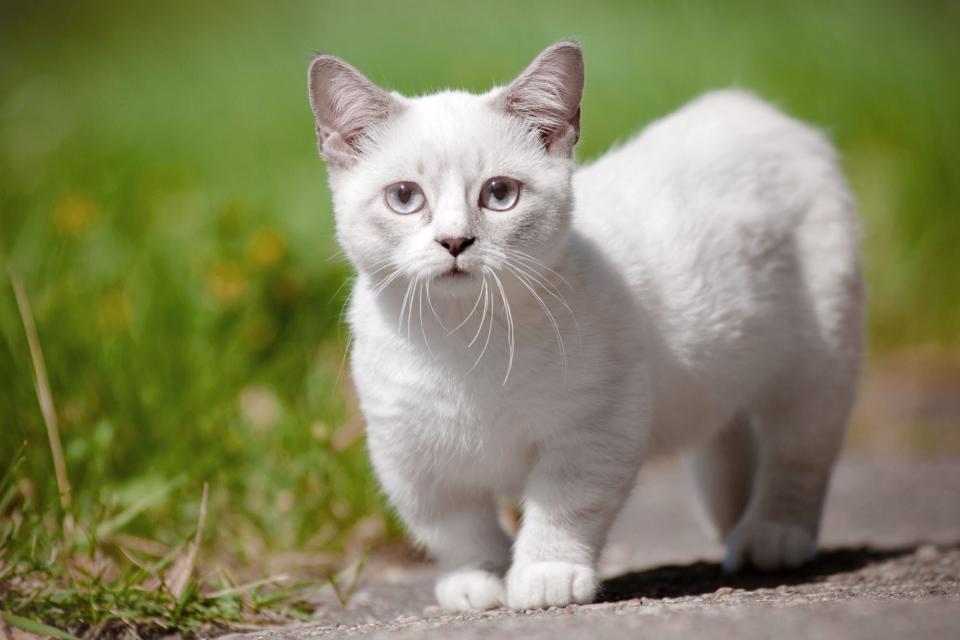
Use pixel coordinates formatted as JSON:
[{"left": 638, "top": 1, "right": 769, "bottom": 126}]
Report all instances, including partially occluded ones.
[{"left": 441, "top": 266, "right": 471, "bottom": 278}]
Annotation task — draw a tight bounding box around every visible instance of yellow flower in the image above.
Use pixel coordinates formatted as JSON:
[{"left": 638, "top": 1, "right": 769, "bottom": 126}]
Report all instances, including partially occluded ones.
[
  {"left": 207, "top": 260, "right": 248, "bottom": 305},
  {"left": 98, "top": 288, "right": 132, "bottom": 332},
  {"left": 53, "top": 193, "right": 96, "bottom": 236},
  {"left": 247, "top": 228, "right": 286, "bottom": 269}
]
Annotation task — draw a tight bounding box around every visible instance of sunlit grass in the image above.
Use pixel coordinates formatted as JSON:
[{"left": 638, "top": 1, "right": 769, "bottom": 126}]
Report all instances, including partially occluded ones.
[{"left": 0, "top": 446, "right": 372, "bottom": 637}]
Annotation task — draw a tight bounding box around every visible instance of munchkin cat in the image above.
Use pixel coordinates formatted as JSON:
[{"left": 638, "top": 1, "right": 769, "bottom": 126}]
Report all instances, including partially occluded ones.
[{"left": 307, "top": 41, "right": 863, "bottom": 611}]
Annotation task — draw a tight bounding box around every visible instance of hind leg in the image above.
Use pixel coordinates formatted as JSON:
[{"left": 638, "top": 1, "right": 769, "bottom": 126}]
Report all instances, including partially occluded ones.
[
  {"left": 690, "top": 412, "right": 756, "bottom": 539},
  {"left": 723, "top": 372, "right": 856, "bottom": 572}
]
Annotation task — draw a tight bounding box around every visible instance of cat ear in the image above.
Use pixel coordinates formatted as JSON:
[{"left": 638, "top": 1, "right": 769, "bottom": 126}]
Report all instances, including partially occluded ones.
[
  {"left": 308, "top": 54, "right": 398, "bottom": 166},
  {"left": 500, "top": 41, "right": 584, "bottom": 155}
]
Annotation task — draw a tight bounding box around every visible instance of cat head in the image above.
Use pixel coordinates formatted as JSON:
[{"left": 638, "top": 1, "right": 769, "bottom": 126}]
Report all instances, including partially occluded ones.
[{"left": 308, "top": 42, "right": 584, "bottom": 297}]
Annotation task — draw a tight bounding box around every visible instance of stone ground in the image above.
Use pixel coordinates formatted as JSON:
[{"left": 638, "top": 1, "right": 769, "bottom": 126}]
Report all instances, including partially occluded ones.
[{"left": 228, "top": 454, "right": 960, "bottom": 639}]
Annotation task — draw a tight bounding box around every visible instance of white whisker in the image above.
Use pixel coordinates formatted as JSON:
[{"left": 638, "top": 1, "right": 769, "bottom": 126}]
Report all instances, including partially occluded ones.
[
  {"left": 507, "top": 259, "right": 580, "bottom": 339},
  {"left": 374, "top": 267, "right": 404, "bottom": 296},
  {"left": 451, "top": 279, "right": 486, "bottom": 336},
  {"left": 325, "top": 247, "right": 347, "bottom": 262},
  {"left": 406, "top": 277, "right": 418, "bottom": 341},
  {"left": 490, "top": 270, "right": 515, "bottom": 384},
  {"left": 502, "top": 251, "right": 573, "bottom": 307},
  {"left": 418, "top": 279, "right": 434, "bottom": 358},
  {"left": 503, "top": 247, "right": 574, "bottom": 290},
  {"left": 468, "top": 277, "right": 489, "bottom": 348},
  {"left": 336, "top": 333, "right": 353, "bottom": 390},
  {"left": 425, "top": 278, "right": 448, "bottom": 332},
  {"left": 493, "top": 249, "right": 581, "bottom": 343},
  {"left": 468, "top": 277, "right": 494, "bottom": 374},
  {"left": 398, "top": 276, "right": 416, "bottom": 334},
  {"left": 327, "top": 273, "right": 355, "bottom": 306},
  {"left": 505, "top": 263, "right": 567, "bottom": 368}
]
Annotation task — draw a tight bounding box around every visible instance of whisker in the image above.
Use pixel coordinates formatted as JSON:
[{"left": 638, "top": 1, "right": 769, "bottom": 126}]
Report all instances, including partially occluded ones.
[
  {"left": 398, "top": 276, "right": 415, "bottom": 333},
  {"left": 468, "top": 277, "right": 489, "bottom": 348},
  {"left": 468, "top": 276, "right": 494, "bottom": 374},
  {"left": 418, "top": 279, "right": 434, "bottom": 358},
  {"left": 327, "top": 273, "right": 356, "bottom": 306},
  {"left": 425, "top": 278, "right": 448, "bottom": 332},
  {"left": 374, "top": 268, "right": 403, "bottom": 296},
  {"left": 326, "top": 247, "right": 347, "bottom": 262},
  {"left": 500, "top": 250, "right": 572, "bottom": 306},
  {"left": 505, "top": 259, "right": 581, "bottom": 341},
  {"left": 490, "top": 270, "right": 515, "bottom": 384},
  {"left": 336, "top": 333, "right": 353, "bottom": 391},
  {"left": 357, "top": 259, "right": 396, "bottom": 296},
  {"left": 450, "top": 279, "right": 485, "bottom": 335},
  {"left": 491, "top": 249, "right": 581, "bottom": 344},
  {"left": 406, "top": 277, "right": 418, "bottom": 342},
  {"left": 367, "top": 259, "right": 396, "bottom": 277},
  {"left": 336, "top": 282, "right": 355, "bottom": 342},
  {"left": 505, "top": 263, "right": 567, "bottom": 368},
  {"left": 502, "top": 247, "right": 574, "bottom": 290}
]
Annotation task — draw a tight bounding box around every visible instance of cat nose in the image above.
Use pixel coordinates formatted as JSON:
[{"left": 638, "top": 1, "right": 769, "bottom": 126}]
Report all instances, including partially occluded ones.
[{"left": 436, "top": 236, "right": 475, "bottom": 257}]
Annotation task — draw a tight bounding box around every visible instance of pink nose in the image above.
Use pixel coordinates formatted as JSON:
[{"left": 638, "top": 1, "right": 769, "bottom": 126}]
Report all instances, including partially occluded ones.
[{"left": 437, "top": 236, "right": 475, "bottom": 257}]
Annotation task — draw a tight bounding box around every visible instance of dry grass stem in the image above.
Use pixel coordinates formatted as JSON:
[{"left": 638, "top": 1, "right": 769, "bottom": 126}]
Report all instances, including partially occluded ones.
[
  {"left": 9, "top": 267, "right": 72, "bottom": 513},
  {"left": 168, "top": 482, "right": 209, "bottom": 598}
]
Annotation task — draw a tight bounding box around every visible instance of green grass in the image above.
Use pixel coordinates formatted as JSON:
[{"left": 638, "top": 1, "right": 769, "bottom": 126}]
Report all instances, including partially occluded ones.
[
  {"left": 1, "top": 0, "right": 958, "bottom": 634},
  {"left": 1, "top": 446, "right": 369, "bottom": 637}
]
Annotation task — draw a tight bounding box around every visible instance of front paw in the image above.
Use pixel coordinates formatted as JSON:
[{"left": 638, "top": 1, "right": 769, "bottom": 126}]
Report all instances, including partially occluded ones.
[
  {"left": 506, "top": 561, "right": 596, "bottom": 610},
  {"left": 435, "top": 569, "right": 505, "bottom": 611},
  {"left": 723, "top": 520, "right": 816, "bottom": 572}
]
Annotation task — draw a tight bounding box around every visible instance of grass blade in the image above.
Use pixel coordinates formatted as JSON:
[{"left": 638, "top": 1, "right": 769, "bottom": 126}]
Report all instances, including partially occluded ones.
[
  {"left": 9, "top": 268, "right": 72, "bottom": 513},
  {"left": 168, "top": 483, "right": 209, "bottom": 598},
  {"left": 1, "top": 612, "right": 81, "bottom": 640}
]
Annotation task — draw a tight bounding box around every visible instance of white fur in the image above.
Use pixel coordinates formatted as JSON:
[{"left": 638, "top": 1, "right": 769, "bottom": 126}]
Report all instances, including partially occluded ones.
[{"left": 309, "top": 43, "right": 863, "bottom": 611}]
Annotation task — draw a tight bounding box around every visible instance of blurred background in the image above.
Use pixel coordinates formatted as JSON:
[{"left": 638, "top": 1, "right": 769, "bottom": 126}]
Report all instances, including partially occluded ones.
[{"left": 2, "top": 0, "right": 958, "bottom": 578}]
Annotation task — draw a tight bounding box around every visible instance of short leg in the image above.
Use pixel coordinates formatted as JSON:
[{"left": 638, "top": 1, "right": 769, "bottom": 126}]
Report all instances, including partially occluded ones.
[
  {"left": 386, "top": 482, "right": 511, "bottom": 611},
  {"left": 507, "top": 431, "right": 642, "bottom": 609},
  {"left": 724, "top": 379, "right": 854, "bottom": 572},
  {"left": 426, "top": 497, "right": 512, "bottom": 611},
  {"left": 369, "top": 436, "right": 513, "bottom": 612},
  {"left": 690, "top": 412, "right": 756, "bottom": 538}
]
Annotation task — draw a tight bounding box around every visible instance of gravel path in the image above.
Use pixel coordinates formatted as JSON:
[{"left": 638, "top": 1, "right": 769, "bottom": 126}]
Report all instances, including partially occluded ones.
[{"left": 228, "top": 454, "right": 960, "bottom": 639}]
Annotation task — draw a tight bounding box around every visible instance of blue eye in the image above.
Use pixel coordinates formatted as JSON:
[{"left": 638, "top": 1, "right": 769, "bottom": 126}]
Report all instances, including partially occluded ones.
[
  {"left": 479, "top": 177, "right": 521, "bottom": 211},
  {"left": 384, "top": 182, "right": 426, "bottom": 214}
]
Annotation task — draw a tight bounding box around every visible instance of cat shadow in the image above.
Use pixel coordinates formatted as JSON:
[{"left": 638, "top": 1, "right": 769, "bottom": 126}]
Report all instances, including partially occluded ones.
[{"left": 598, "top": 544, "right": 926, "bottom": 602}]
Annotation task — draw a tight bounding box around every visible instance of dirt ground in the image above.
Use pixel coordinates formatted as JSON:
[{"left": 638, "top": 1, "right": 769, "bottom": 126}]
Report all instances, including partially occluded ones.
[{"left": 226, "top": 454, "right": 960, "bottom": 639}]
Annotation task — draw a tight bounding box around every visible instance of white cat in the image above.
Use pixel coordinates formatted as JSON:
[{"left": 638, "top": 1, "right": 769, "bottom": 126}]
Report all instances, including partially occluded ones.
[{"left": 307, "top": 41, "right": 863, "bottom": 611}]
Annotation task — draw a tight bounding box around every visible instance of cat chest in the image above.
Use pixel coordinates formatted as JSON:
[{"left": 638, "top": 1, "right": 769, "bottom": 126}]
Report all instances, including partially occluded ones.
[{"left": 356, "top": 367, "right": 548, "bottom": 491}]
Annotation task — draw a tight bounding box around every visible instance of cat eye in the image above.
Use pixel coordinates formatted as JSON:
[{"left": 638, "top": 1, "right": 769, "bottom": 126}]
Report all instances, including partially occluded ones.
[
  {"left": 479, "top": 177, "right": 521, "bottom": 212},
  {"left": 384, "top": 182, "right": 426, "bottom": 215}
]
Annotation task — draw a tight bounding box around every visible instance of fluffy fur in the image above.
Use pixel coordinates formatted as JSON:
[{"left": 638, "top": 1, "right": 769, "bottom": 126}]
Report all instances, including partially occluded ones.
[{"left": 307, "top": 41, "right": 863, "bottom": 611}]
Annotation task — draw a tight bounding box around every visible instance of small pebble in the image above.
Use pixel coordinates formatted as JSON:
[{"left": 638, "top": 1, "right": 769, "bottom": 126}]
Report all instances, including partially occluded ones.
[{"left": 715, "top": 587, "right": 733, "bottom": 595}]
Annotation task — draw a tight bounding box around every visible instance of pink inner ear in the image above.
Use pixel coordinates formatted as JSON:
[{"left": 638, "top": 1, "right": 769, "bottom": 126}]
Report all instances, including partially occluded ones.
[
  {"left": 309, "top": 55, "right": 395, "bottom": 159},
  {"left": 502, "top": 42, "right": 584, "bottom": 152}
]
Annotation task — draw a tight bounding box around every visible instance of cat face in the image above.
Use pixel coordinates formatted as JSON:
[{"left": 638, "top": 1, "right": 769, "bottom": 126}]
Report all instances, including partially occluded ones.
[{"left": 309, "top": 42, "right": 584, "bottom": 297}]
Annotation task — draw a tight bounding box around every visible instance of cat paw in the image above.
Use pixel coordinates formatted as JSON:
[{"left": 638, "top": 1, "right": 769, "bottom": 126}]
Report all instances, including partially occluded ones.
[
  {"left": 506, "top": 561, "right": 596, "bottom": 610},
  {"left": 723, "top": 520, "right": 816, "bottom": 572},
  {"left": 435, "top": 569, "right": 505, "bottom": 611}
]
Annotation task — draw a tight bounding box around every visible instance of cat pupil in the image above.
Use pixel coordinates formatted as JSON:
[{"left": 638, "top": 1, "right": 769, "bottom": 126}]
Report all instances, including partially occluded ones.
[
  {"left": 397, "top": 186, "right": 411, "bottom": 204},
  {"left": 491, "top": 181, "right": 508, "bottom": 201}
]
